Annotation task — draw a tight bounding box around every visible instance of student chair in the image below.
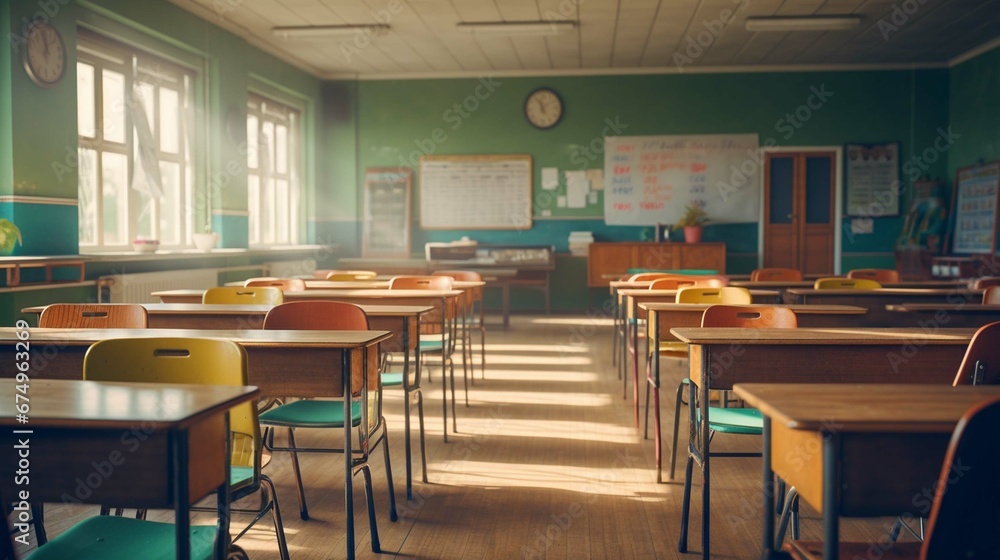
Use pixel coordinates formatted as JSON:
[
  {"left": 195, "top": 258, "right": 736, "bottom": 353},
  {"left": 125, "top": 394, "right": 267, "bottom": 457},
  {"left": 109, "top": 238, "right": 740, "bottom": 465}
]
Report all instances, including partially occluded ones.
[
  {"left": 46, "top": 337, "right": 288, "bottom": 560},
  {"left": 783, "top": 395, "right": 1000, "bottom": 560},
  {"left": 983, "top": 286, "right": 1000, "bottom": 305},
  {"left": 750, "top": 268, "right": 803, "bottom": 281},
  {"left": 971, "top": 276, "right": 1000, "bottom": 290},
  {"left": 847, "top": 268, "right": 900, "bottom": 283},
  {"left": 38, "top": 303, "right": 147, "bottom": 329},
  {"left": 813, "top": 277, "right": 882, "bottom": 290},
  {"left": 259, "top": 301, "right": 397, "bottom": 546},
  {"left": 433, "top": 270, "right": 487, "bottom": 381},
  {"left": 244, "top": 277, "right": 306, "bottom": 291},
  {"left": 326, "top": 270, "right": 378, "bottom": 281},
  {"left": 203, "top": 286, "right": 284, "bottom": 305}
]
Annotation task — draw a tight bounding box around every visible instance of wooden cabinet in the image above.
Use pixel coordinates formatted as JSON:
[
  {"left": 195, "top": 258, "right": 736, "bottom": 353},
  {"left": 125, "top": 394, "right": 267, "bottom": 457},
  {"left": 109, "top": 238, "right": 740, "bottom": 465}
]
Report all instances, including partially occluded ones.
[{"left": 587, "top": 242, "right": 726, "bottom": 287}]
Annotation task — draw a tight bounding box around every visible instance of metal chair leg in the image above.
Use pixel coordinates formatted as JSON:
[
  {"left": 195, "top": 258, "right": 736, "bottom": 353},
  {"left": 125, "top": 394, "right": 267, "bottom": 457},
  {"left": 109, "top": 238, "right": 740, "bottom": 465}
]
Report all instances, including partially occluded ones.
[
  {"left": 360, "top": 465, "right": 381, "bottom": 553},
  {"left": 670, "top": 380, "right": 685, "bottom": 481},
  {"left": 381, "top": 422, "right": 398, "bottom": 521},
  {"left": 286, "top": 428, "right": 309, "bottom": 520},
  {"left": 260, "top": 474, "right": 291, "bottom": 560},
  {"left": 416, "top": 391, "right": 428, "bottom": 483},
  {"left": 775, "top": 487, "right": 799, "bottom": 545},
  {"left": 679, "top": 454, "right": 695, "bottom": 552}
]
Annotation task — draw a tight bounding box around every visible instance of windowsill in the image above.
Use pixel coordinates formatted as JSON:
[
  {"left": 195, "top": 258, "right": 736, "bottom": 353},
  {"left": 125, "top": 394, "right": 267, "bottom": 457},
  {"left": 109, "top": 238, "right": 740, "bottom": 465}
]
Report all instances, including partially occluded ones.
[{"left": 73, "top": 244, "right": 335, "bottom": 262}]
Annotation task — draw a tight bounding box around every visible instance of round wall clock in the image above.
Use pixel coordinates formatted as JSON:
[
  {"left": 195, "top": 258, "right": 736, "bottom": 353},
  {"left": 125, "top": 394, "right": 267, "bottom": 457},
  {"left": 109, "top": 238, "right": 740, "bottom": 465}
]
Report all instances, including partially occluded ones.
[
  {"left": 22, "top": 21, "right": 66, "bottom": 87},
  {"left": 524, "top": 88, "right": 563, "bottom": 129}
]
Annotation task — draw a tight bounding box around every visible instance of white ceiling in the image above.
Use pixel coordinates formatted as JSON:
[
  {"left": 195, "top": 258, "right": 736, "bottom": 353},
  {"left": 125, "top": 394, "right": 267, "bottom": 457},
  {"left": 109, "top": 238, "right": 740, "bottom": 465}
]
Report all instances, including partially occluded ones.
[{"left": 168, "top": 0, "right": 1000, "bottom": 78}]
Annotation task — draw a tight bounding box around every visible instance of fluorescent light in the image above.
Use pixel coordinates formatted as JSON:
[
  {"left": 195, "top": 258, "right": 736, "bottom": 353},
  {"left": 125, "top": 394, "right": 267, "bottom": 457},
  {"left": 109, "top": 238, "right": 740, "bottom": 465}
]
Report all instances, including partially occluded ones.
[
  {"left": 745, "top": 16, "right": 862, "bottom": 32},
  {"left": 272, "top": 24, "right": 390, "bottom": 39},
  {"left": 456, "top": 21, "right": 576, "bottom": 36}
]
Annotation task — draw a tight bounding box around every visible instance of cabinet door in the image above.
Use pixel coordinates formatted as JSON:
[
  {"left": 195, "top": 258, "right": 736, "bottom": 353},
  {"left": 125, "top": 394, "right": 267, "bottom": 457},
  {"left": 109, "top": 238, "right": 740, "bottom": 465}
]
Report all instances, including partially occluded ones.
[
  {"left": 588, "top": 244, "right": 634, "bottom": 286},
  {"left": 633, "top": 245, "right": 676, "bottom": 271},
  {"left": 678, "top": 244, "right": 725, "bottom": 273}
]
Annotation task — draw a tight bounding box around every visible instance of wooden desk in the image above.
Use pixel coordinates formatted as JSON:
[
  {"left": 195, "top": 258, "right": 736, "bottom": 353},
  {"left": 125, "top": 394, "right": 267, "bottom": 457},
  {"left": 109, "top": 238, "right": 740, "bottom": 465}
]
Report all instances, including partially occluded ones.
[
  {"left": 0, "top": 328, "right": 388, "bottom": 560},
  {"left": 787, "top": 288, "right": 981, "bottom": 326},
  {"left": 639, "top": 304, "right": 868, "bottom": 482},
  {"left": 0, "top": 378, "right": 258, "bottom": 559},
  {"left": 667, "top": 327, "right": 976, "bottom": 560},
  {"left": 885, "top": 303, "right": 1000, "bottom": 329},
  {"left": 734, "top": 383, "right": 1000, "bottom": 560}
]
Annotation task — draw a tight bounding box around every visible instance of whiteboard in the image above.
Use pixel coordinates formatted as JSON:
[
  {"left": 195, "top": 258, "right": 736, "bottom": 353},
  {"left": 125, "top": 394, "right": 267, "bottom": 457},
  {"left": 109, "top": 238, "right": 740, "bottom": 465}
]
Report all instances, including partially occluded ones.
[
  {"left": 603, "top": 134, "right": 760, "bottom": 225},
  {"left": 419, "top": 154, "right": 532, "bottom": 230}
]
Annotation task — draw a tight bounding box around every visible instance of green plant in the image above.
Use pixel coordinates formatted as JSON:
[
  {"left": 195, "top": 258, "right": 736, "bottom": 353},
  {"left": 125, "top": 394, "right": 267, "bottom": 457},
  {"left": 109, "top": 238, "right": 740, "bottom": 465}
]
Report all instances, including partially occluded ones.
[
  {"left": 673, "top": 204, "right": 709, "bottom": 229},
  {"left": 0, "top": 219, "right": 23, "bottom": 254}
]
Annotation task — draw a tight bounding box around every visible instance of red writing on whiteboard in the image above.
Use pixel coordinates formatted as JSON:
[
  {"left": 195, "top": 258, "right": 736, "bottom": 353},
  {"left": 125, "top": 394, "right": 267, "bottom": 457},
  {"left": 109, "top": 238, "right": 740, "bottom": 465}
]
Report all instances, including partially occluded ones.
[
  {"left": 691, "top": 163, "right": 708, "bottom": 173},
  {"left": 640, "top": 202, "right": 665, "bottom": 210},
  {"left": 613, "top": 203, "right": 632, "bottom": 210}
]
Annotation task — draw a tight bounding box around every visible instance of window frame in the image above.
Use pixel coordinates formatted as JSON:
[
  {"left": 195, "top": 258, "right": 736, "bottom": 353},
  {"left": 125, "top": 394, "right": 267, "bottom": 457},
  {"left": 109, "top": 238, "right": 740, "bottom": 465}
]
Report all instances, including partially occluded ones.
[{"left": 246, "top": 91, "right": 302, "bottom": 247}]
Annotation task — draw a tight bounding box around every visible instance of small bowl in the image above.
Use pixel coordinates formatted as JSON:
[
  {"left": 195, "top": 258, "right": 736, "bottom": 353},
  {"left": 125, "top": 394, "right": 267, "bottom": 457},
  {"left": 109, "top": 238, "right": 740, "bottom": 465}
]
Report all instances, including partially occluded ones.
[{"left": 133, "top": 240, "right": 160, "bottom": 253}]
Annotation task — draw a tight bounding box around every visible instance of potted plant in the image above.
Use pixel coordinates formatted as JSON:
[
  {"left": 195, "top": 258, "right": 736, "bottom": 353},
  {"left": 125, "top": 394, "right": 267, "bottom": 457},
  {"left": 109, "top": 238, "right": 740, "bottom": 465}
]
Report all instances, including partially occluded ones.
[
  {"left": 0, "top": 219, "right": 22, "bottom": 256},
  {"left": 674, "top": 203, "right": 709, "bottom": 243}
]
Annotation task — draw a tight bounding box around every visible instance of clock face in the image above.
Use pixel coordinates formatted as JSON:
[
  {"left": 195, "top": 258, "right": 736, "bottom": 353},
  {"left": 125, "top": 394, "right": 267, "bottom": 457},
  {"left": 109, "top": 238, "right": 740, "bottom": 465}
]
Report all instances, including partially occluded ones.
[
  {"left": 524, "top": 88, "right": 563, "bottom": 129},
  {"left": 23, "top": 22, "right": 66, "bottom": 87}
]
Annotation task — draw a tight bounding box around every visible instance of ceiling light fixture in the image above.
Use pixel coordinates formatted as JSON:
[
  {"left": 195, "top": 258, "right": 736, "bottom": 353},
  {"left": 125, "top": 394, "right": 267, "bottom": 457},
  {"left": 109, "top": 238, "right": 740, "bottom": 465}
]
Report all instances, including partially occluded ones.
[
  {"left": 272, "top": 24, "right": 390, "bottom": 39},
  {"left": 456, "top": 21, "right": 576, "bottom": 36},
  {"left": 745, "top": 16, "right": 862, "bottom": 32}
]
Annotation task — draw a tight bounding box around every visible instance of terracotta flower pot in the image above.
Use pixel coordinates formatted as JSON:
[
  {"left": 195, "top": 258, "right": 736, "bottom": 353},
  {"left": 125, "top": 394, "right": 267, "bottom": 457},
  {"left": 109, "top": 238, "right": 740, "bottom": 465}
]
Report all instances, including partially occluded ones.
[{"left": 683, "top": 226, "right": 703, "bottom": 243}]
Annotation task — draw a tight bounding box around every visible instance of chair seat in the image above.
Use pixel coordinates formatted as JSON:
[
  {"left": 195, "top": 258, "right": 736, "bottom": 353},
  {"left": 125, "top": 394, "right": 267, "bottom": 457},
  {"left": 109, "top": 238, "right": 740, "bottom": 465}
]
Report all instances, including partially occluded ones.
[
  {"left": 700, "top": 407, "right": 764, "bottom": 434},
  {"left": 32, "top": 516, "right": 217, "bottom": 560},
  {"left": 657, "top": 341, "right": 688, "bottom": 355},
  {"left": 418, "top": 337, "right": 450, "bottom": 352},
  {"left": 784, "top": 540, "right": 921, "bottom": 560},
  {"left": 259, "top": 399, "right": 362, "bottom": 428},
  {"left": 231, "top": 465, "right": 256, "bottom": 489},
  {"left": 381, "top": 372, "right": 404, "bottom": 387}
]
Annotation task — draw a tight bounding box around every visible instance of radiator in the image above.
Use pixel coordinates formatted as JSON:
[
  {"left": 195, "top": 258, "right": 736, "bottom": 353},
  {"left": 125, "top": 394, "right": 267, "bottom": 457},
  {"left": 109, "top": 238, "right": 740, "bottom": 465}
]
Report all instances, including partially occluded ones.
[
  {"left": 98, "top": 269, "right": 220, "bottom": 303},
  {"left": 265, "top": 259, "right": 316, "bottom": 279}
]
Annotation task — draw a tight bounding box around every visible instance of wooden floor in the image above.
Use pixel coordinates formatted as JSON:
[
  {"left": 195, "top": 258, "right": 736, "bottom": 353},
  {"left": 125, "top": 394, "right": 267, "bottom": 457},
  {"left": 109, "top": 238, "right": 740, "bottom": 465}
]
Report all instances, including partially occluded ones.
[{"left": 38, "top": 314, "right": 908, "bottom": 559}]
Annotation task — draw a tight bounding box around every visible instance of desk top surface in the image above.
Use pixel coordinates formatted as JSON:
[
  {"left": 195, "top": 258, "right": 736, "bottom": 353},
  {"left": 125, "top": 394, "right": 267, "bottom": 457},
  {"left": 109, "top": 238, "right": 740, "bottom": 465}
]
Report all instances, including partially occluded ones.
[
  {"left": 671, "top": 327, "right": 976, "bottom": 345},
  {"left": 227, "top": 280, "right": 484, "bottom": 289},
  {"left": 0, "top": 327, "right": 392, "bottom": 348},
  {"left": 154, "top": 288, "right": 463, "bottom": 298},
  {"left": 23, "top": 303, "right": 434, "bottom": 317},
  {"left": 886, "top": 303, "right": 1000, "bottom": 313},
  {"left": 639, "top": 303, "right": 867, "bottom": 315},
  {"left": 617, "top": 288, "right": 780, "bottom": 297},
  {"left": 0, "top": 378, "right": 259, "bottom": 430},
  {"left": 788, "top": 288, "right": 981, "bottom": 297},
  {"left": 731, "top": 280, "right": 968, "bottom": 289},
  {"left": 733, "top": 383, "right": 1000, "bottom": 432}
]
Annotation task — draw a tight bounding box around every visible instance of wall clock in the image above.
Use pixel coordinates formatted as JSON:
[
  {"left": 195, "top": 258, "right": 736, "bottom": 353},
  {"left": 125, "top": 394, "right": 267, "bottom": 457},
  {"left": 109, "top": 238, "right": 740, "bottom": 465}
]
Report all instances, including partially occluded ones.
[
  {"left": 22, "top": 21, "right": 66, "bottom": 87},
  {"left": 524, "top": 88, "right": 563, "bottom": 129}
]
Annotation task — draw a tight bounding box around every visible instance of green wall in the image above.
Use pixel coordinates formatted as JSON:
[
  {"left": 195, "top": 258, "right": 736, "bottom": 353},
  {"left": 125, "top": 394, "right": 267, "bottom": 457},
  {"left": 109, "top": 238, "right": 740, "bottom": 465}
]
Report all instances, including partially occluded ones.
[
  {"left": 949, "top": 46, "right": 1000, "bottom": 182},
  {"left": 354, "top": 69, "right": 951, "bottom": 273}
]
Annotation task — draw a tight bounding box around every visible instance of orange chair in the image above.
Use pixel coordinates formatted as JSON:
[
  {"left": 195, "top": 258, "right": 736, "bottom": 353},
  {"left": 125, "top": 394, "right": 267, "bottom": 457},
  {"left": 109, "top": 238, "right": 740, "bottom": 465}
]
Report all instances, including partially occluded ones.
[
  {"left": 750, "top": 268, "right": 803, "bottom": 281},
  {"left": 433, "top": 270, "right": 486, "bottom": 381},
  {"left": 244, "top": 278, "right": 306, "bottom": 291},
  {"left": 847, "top": 268, "right": 900, "bottom": 283},
  {"left": 952, "top": 321, "right": 1000, "bottom": 386},
  {"left": 971, "top": 276, "right": 1000, "bottom": 290},
  {"left": 983, "top": 286, "right": 1000, "bottom": 305},
  {"left": 259, "top": 301, "right": 397, "bottom": 539},
  {"left": 39, "top": 303, "right": 147, "bottom": 329}
]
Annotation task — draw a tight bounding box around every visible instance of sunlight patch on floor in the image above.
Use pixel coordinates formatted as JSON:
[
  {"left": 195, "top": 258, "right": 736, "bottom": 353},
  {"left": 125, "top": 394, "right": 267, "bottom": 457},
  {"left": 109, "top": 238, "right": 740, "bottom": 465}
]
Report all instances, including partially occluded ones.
[
  {"left": 483, "top": 343, "right": 589, "bottom": 353},
  {"left": 435, "top": 461, "right": 657, "bottom": 498},
  {"left": 480, "top": 354, "right": 593, "bottom": 366},
  {"left": 530, "top": 317, "right": 616, "bottom": 327},
  {"left": 472, "top": 390, "right": 613, "bottom": 407},
  {"left": 474, "top": 369, "right": 600, "bottom": 382}
]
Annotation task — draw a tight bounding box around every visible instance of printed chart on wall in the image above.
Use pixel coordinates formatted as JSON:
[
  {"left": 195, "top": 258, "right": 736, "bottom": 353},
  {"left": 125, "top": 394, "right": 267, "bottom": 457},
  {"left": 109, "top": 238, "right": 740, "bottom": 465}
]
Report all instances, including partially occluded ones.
[
  {"left": 603, "top": 134, "right": 760, "bottom": 225},
  {"left": 845, "top": 142, "right": 900, "bottom": 217},
  {"left": 951, "top": 161, "right": 1000, "bottom": 254},
  {"left": 419, "top": 154, "right": 532, "bottom": 230}
]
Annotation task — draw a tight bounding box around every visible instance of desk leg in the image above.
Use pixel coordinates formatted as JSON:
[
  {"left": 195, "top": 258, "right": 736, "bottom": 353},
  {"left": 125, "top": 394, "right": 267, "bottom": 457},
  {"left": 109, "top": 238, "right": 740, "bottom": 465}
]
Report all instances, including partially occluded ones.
[
  {"left": 343, "top": 351, "right": 356, "bottom": 560},
  {"left": 651, "top": 313, "right": 663, "bottom": 483},
  {"left": 173, "top": 430, "right": 191, "bottom": 560},
  {"left": 700, "top": 352, "right": 711, "bottom": 560},
  {"left": 442, "top": 300, "right": 450, "bottom": 443},
  {"left": 611, "top": 287, "right": 619, "bottom": 369},
  {"left": 762, "top": 417, "right": 775, "bottom": 559},
  {"left": 631, "top": 297, "right": 640, "bottom": 427},
  {"left": 415, "top": 318, "right": 428, "bottom": 483},
  {"left": 402, "top": 316, "right": 413, "bottom": 501},
  {"left": 502, "top": 282, "right": 510, "bottom": 330},
  {"left": 823, "top": 434, "right": 839, "bottom": 560}
]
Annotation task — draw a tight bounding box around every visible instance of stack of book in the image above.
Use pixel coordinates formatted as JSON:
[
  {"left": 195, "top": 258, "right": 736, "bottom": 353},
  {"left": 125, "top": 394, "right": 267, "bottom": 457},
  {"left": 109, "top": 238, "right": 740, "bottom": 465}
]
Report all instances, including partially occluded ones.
[{"left": 568, "top": 231, "right": 594, "bottom": 256}]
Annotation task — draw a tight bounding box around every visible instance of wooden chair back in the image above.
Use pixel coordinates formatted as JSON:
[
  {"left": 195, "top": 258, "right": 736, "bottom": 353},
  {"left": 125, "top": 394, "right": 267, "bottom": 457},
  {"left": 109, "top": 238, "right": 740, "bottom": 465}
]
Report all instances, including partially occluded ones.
[
  {"left": 813, "top": 277, "right": 882, "bottom": 290},
  {"left": 701, "top": 305, "right": 798, "bottom": 329},
  {"left": 648, "top": 277, "right": 725, "bottom": 290},
  {"left": 39, "top": 304, "right": 147, "bottom": 329},
  {"left": 983, "top": 286, "right": 1000, "bottom": 304},
  {"left": 675, "top": 286, "right": 752, "bottom": 304},
  {"left": 388, "top": 275, "right": 454, "bottom": 290},
  {"left": 750, "top": 268, "right": 803, "bottom": 282},
  {"left": 244, "top": 278, "right": 306, "bottom": 291},
  {"left": 952, "top": 321, "right": 1000, "bottom": 386},
  {"left": 203, "top": 286, "right": 284, "bottom": 305},
  {"left": 627, "top": 272, "right": 676, "bottom": 282},
  {"left": 971, "top": 276, "right": 1000, "bottom": 290},
  {"left": 432, "top": 270, "right": 482, "bottom": 282},
  {"left": 921, "top": 396, "right": 1000, "bottom": 559},
  {"left": 847, "top": 268, "right": 900, "bottom": 283},
  {"left": 325, "top": 270, "right": 378, "bottom": 281}
]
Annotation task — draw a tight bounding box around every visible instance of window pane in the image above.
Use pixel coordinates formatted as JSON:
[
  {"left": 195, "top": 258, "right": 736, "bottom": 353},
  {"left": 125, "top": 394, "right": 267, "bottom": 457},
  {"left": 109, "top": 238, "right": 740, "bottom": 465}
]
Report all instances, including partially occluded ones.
[
  {"left": 159, "top": 162, "right": 181, "bottom": 244},
  {"left": 78, "top": 148, "right": 98, "bottom": 244},
  {"left": 77, "top": 63, "right": 96, "bottom": 138},
  {"left": 101, "top": 152, "right": 128, "bottom": 244},
  {"left": 135, "top": 188, "right": 154, "bottom": 241},
  {"left": 135, "top": 82, "right": 155, "bottom": 139},
  {"left": 247, "top": 115, "right": 258, "bottom": 169},
  {"left": 262, "top": 121, "right": 274, "bottom": 176},
  {"left": 102, "top": 70, "right": 126, "bottom": 144},
  {"left": 159, "top": 87, "right": 179, "bottom": 154},
  {"left": 276, "top": 125, "right": 287, "bottom": 174},
  {"left": 248, "top": 174, "right": 260, "bottom": 245},
  {"left": 261, "top": 177, "right": 273, "bottom": 244},
  {"left": 276, "top": 179, "right": 289, "bottom": 243}
]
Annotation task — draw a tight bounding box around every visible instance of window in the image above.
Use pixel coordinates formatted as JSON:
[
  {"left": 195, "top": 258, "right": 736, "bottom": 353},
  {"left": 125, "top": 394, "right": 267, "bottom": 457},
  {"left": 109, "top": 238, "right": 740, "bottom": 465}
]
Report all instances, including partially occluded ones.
[
  {"left": 76, "top": 31, "right": 194, "bottom": 250},
  {"left": 247, "top": 93, "right": 301, "bottom": 246}
]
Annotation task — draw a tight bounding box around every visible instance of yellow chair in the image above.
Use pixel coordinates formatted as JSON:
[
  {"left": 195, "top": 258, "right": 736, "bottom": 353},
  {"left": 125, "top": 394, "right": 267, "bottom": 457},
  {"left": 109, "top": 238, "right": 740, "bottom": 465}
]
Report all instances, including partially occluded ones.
[
  {"left": 813, "top": 277, "right": 882, "bottom": 290},
  {"left": 244, "top": 278, "right": 306, "bottom": 291},
  {"left": 38, "top": 337, "right": 288, "bottom": 560},
  {"left": 259, "top": 301, "right": 397, "bottom": 551},
  {"left": 203, "top": 286, "right": 284, "bottom": 305},
  {"left": 326, "top": 270, "right": 378, "bottom": 281},
  {"left": 750, "top": 268, "right": 803, "bottom": 281},
  {"left": 847, "top": 268, "right": 900, "bottom": 283}
]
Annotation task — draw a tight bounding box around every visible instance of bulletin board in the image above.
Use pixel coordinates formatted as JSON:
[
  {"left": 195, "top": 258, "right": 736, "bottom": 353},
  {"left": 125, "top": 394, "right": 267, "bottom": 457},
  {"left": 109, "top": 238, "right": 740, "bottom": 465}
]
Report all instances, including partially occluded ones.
[
  {"left": 603, "top": 134, "right": 760, "bottom": 226},
  {"left": 419, "top": 154, "right": 532, "bottom": 230},
  {"left": 845, "top": 142, "right": 901, "bottom": 216},
  {"left": 950, "top": 161, "right": 1000, "bottom": 254},
  {"left": 362, "top": 167, "right": 411, "bottom": 258}
]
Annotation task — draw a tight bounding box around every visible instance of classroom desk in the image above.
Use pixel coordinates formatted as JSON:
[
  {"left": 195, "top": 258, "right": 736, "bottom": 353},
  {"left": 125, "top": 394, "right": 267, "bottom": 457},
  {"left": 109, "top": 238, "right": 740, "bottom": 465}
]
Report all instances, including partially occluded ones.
[
  {"left": 733, "top": 383, "right": 1000, "bottom": 560},
  {"left": 786, "top": 288, "right": 981, "bottom": 326},
  {"left": 639, "top": 304, "right": 868, "bottom": 482},
  {"left": 730, "top": 279, "right": 969, "bottom": 303},
  {"left": 22, "top": 303, "right": 433, "bottom": 499},
  {"left": 0, "top": 327, "right": 389, "bottom": 560},
  {"left": 667, "top": 327, "right": 976, "bottom": 560},
  {"left": 616, "top": 288, "right": 781, "bottom": 427},
  {"left": 0, "top": 378, "right": 259, "bottom": 560},
  {"left": 885, "top": 303, "right": 1000, "bottom": 329}
]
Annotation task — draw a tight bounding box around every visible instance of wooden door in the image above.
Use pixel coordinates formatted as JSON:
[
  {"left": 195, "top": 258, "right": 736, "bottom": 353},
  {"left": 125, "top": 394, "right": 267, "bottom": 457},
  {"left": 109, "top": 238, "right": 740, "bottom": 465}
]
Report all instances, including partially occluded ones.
[{"left": 763, "top": 152, "right": 836, "bottom": 274}]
